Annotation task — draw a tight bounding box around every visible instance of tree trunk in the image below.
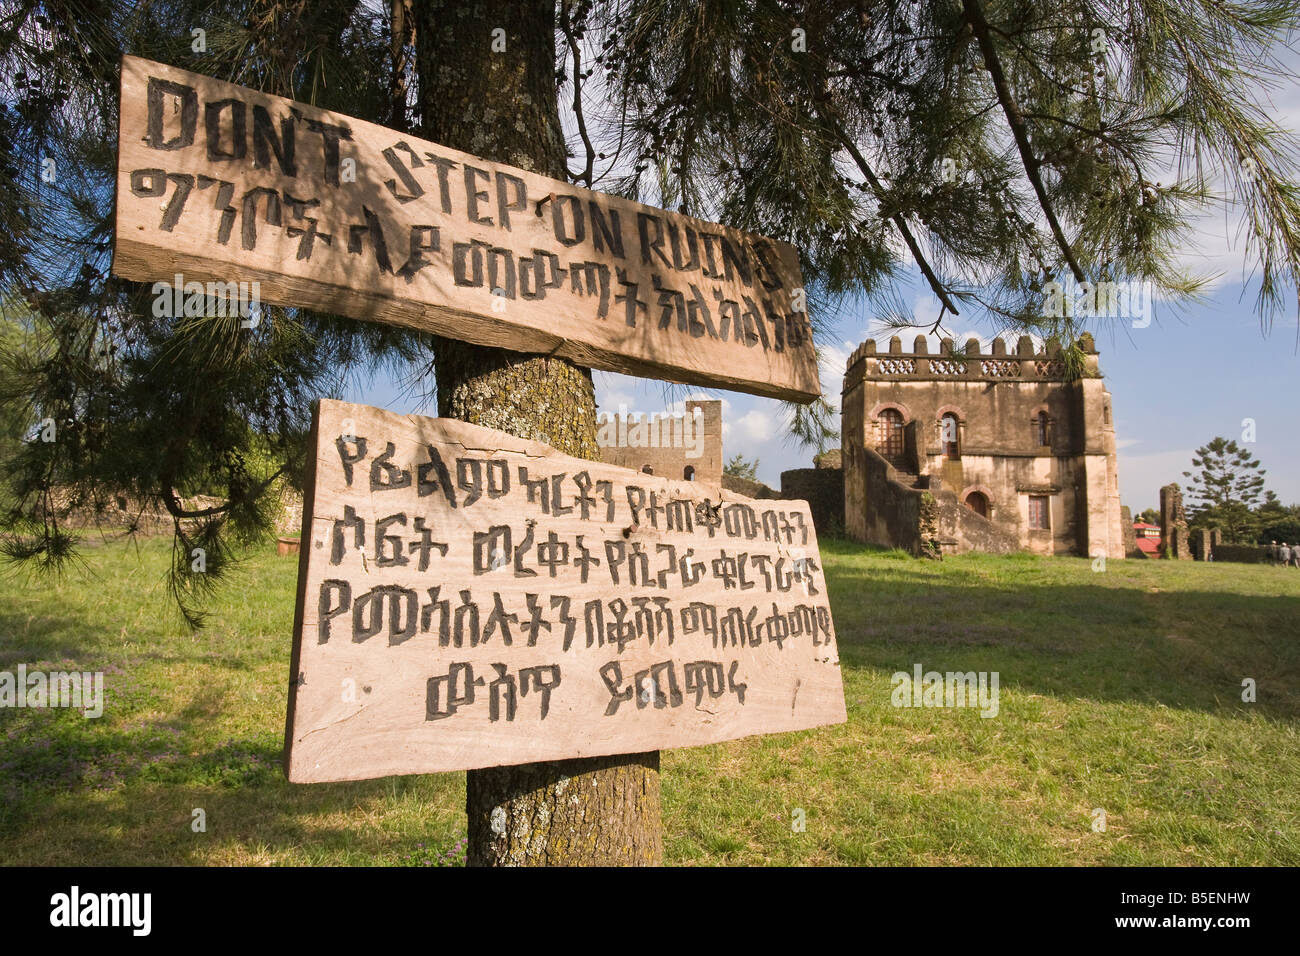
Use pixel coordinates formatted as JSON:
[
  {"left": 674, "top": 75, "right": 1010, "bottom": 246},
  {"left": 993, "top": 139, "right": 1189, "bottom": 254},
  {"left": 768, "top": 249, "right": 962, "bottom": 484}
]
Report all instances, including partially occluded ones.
[{"left": 411, "top": 0, "right": 662, "bottom": 866}]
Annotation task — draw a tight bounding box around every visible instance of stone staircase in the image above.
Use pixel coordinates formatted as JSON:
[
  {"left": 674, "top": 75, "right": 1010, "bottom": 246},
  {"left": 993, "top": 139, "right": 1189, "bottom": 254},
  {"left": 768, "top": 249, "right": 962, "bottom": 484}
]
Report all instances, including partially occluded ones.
[
  {"left": 883, "top": 460, "right": 1017, "bottom": 555},
  {"left": 889, "top": 469, "right": 920, "bottom": 489}
]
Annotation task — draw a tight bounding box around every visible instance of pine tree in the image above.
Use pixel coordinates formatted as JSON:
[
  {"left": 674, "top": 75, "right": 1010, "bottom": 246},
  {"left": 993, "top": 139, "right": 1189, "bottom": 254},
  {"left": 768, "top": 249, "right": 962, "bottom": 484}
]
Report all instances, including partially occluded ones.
[
  {"left": 1182, "top": 437, "right": 1267, "bottom": 542},
  {"left": 411, "top": 0, "right": 661, "bottom": 867},
  {"left": 724, "top": 454, "right": 762, "bottom": 481}
]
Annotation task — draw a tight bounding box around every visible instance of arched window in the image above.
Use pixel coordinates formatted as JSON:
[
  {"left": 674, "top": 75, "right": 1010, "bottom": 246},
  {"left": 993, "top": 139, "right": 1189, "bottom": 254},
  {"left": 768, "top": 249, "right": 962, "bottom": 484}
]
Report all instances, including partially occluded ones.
[
  {"left": 683, "top": 465, "right": 695, "bottom": 481},
  {"left": 941, "top": 413, "right": 960, "bottom": 459},
  {"left": 641, "top": 464, "right": 654, "bottom": 475},
  {"left": 877, "top": 408, "right": 905, "bottom": 465},
  {"left": 1035, "top": 411, "right": 1050, "bottom": 447},
  {"left": 964, "top": 491, "right": 989, "bottom": 518}
]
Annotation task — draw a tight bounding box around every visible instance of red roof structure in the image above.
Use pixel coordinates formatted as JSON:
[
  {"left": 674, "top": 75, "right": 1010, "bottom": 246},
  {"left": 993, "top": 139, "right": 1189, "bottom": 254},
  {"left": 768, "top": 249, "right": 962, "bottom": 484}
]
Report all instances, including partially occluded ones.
[{"left": 1133, "top": 522, "right": 1162, "bottom": 556}]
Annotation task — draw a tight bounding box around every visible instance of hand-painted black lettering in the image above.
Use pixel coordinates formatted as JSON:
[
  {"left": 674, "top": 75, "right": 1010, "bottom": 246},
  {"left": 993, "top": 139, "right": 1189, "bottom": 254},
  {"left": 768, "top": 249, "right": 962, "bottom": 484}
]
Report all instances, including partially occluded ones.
[
  {"left": 519, "top": 665, "right": 561, "bottom": 719},
  {"left": 416, "top": 443, "right": 457, "bottom": 508},
  {"left": 426, "top": 661, "right": 481, "bottom": 720},
  {"left": 464, "top": 165, "right": 493, "bottom": 224},
  {"left": 145, "top": 77, "right": 198, "bottom": 150},
  {"left": 375, "top": 512, "right": 409, "bottom": 567},
  {"left": 483, "top": 593, "right": 518, "bottom": 646},
  {"left": 318, "top": 579, "right": 351, "bottom": 643},
  {"left": 408, "top": 516, "right": 449, "bottom": 571},
  {"left": 302, "top": 117, "right": 352, "bottom": 187},
  {"left": 129, "top": 168, "right": 166, "bottom": 197},
  {"left": 588, "top": 201, "right": 624, "bottom": 257},
  {"left": 473, "top": 524, "right": 511, "bottom": 575},
  {"left": 330, "top": 504, "right": 365, "bottom": 565},
  {"left": 253, "top": 105, "right": 296, "bottom": 176},
  {"left": 552, "top": 194, "right": 584, "bottom": 246},
  {"left": 496, "top": 171, "right": 527, "bottom": 231},
  {"left": 205, "top": 98, "right": 246, "bottom": 162},
  {"left": 599, "top": 660, "right": 633, "bottom": 716},
  {"left": 382, "top": 142, "right": 425, "bottom": 203},
  {"left": 159, "top": 173, "right": 194, "bottom": 231},
  {"left": 370, "top": 441, "right": 412, "bottom": 490},
  {"left": 335, "top": 435, "right": 367, "bottom": 486}
]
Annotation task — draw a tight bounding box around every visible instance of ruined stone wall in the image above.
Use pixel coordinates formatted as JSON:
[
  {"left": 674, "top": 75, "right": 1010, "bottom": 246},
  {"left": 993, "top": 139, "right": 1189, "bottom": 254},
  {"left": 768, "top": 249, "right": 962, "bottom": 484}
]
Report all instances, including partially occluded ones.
[
  {"left": 843, "top": 442, "right": 927, "bottom": 554},
  {"left": 1213, "top": 544, "right": 1268, "bottom": 563},
  {"left": 1160, "top": 483, "right": 1192, "bottom": 560},
  {"left": 720, "top": 474, "right": 779, "bottom": 499},
  {"left": 596, "top": 399, "right": 723, "bottom": 486},
  {"left": 1122, "top": 505, "right": 1137, "bottom": 557},
  {"left": 780, "top": 467, "right": 844, "bottom": 537}
]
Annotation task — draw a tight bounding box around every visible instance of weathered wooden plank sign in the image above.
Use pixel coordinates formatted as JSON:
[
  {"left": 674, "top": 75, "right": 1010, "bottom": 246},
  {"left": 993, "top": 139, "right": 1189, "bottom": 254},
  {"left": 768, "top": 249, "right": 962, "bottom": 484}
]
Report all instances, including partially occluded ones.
[
  {"left": 111, "top": 55, "right": 821, "bottom": 402},
  {"left": 283, "top": 399, "right": 845, "bottom": 782}
]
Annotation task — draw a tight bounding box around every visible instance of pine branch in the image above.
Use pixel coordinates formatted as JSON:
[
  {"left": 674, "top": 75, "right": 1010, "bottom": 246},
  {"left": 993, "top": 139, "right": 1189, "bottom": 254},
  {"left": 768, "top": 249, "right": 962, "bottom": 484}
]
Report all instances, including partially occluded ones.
[
  {"left": 560, "top": 1, "right": 596, "bottom": 188},
  {"left": 961, "top": 0, "right": 1087, "bottom": 284},
  {"left": 824, "top": 116, "right": 963, "bottom": 319}
]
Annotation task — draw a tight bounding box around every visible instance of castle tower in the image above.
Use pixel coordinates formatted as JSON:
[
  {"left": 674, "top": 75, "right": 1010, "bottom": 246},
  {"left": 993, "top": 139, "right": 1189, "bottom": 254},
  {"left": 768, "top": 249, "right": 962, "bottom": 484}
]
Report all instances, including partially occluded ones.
[{"left": 840, "top": 333, "right": 1124, "bottom": 558}]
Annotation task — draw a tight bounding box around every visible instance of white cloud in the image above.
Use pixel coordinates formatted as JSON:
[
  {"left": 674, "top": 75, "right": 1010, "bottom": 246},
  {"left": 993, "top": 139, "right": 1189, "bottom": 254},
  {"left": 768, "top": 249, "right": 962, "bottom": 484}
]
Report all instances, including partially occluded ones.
[
  {"left": 818, "top": 340, "right": 851, "bottom": 403},
  {"left": 734, "top": 408, "right": 777, "bottom": 444}
]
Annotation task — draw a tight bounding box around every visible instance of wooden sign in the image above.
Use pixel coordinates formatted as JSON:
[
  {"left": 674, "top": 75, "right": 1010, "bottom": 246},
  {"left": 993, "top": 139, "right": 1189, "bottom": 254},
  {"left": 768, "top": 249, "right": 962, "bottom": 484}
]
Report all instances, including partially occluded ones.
[
  {"left": 111, "top": 55, "right": 821, "bottom": 402},
  {"left": 283, "top": 400, "right": 846, "bottom": 782}
]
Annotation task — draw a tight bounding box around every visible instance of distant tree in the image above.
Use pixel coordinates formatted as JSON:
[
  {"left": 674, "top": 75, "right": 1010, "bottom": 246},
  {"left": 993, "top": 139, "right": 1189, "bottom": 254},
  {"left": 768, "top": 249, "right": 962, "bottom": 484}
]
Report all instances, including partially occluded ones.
[
  {"left": 1137, "top": 507, "right": 1159, "bottom": 524},
  {"left": 1183, "top": 437, "right": 1266, "bottom": 542},
  {"left": 1257, "top": 491, "right": 1300, "bottom": 545},
  {"left": 724, "top": 454, "right": 760, "bottom": 481}
]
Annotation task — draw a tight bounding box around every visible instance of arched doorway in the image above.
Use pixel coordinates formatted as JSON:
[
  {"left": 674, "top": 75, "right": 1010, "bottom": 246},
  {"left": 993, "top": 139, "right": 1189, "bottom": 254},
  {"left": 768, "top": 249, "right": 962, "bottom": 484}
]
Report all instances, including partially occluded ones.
[
  {"left": 878, "top": 408, "right": 905, "bottom": 466},
  {"left": 965, "top": 491, "right": 989, "bottom": 518},
  {"left": 683, "top": 465, "right": 695, "bottom": 481}
]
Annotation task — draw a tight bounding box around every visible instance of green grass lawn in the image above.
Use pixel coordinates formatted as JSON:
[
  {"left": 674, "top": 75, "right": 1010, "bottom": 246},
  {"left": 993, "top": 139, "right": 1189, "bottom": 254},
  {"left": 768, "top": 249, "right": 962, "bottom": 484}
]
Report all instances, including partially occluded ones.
[{"left": 2, "top": 536, "right": 1298, "bottom": 865}]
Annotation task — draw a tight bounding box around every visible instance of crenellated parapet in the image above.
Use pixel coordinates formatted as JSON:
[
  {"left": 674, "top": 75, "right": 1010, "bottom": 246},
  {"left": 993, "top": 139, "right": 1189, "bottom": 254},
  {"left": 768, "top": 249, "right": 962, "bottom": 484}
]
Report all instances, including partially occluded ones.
[{"left": 844, "top": 332, "right": 1100, "bottom": 389}]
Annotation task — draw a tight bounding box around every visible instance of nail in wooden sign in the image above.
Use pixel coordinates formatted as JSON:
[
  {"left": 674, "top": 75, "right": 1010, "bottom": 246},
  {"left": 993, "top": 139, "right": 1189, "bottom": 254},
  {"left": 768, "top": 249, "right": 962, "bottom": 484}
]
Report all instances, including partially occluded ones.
[
  {"left": 112, "top": 55, "right": 821, "bottom": 402},
  {"left": 283, "top": 400, "right": 846, "bottom": 782}
]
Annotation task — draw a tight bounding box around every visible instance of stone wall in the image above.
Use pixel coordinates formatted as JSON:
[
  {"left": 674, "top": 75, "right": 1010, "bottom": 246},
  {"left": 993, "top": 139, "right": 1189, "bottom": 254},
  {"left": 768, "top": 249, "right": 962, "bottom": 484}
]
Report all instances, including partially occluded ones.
[
  {"left": 1121, "top": 505, "right": 1138, "bottom": 556},
  {"left": 813, "top": 449, "right": 842, "bottom": 469},
  {"left": 1190, "top": 527, "right": 1223, "bottom": 561},
  {"left": 720, "top": 474, "right": 779, "bottom": 499},
  {"left": 52, "top": 483, "right": 306, "bottom": 538},
  {"left": 933, "top": 487, "right": 1019, "bottom": 554},
  {"left": 844, "top": 443, "right": 931, "bottom": 554},
  {"left": 596, "top": 399, "right": 723, "bottom": 486},
  {"left": 1213, "top": 544, "right": 1268, "bottom": 564},
  {"left": 1160, "top": 483, "right": 1192, "bottom": 559},
  {"left": 276, "top": 485, "right": 304, "bottom": 536},
  {"left": 780, "top": 467, "right": 844, "bottom": 537}
]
